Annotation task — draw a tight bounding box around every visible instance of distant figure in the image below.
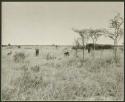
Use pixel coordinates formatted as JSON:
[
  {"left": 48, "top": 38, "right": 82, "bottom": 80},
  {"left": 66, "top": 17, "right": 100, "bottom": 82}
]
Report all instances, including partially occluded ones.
[
  {"left": 18, "top": 45, "right": 21, "bottom": 48},
  {"left": 35, "top": 49, "right": 39, "bottom": 56},
  {"left": 55, "top": 45, "right": 58, "bottom": 49},
  {"left": 8, "top": 43, "right": 11, "bottom": 46},
  {"left": 64, "top": 51, "right": 69, "bottom": 56},
  {"left": 7, "top": 51, "right": 12, "bottom": 55}
]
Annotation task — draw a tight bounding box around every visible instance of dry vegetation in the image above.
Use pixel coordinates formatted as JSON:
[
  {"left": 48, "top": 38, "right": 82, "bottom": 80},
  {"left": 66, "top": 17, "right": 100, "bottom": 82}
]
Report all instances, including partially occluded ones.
[{"left": 1, "top": 46, "right": 124, "bottom": 101}]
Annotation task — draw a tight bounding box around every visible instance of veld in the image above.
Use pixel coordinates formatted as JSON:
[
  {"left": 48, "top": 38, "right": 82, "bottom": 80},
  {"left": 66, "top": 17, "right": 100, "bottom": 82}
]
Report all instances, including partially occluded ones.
[{"left": 1, "top": 45, "right": 124, "bottom": 101}]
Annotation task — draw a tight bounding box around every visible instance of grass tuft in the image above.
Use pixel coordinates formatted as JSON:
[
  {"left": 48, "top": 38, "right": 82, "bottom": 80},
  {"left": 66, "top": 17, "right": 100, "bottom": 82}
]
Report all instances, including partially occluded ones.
[{"left": 13, "top": 52, "right": 26, "bottom": 63}]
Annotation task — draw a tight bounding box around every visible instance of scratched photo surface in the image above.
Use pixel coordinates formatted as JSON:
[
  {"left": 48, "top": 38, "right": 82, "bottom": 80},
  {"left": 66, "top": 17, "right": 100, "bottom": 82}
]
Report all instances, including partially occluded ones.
[{"left": 1, "top": 2, "right": 124, "bottom": 101}]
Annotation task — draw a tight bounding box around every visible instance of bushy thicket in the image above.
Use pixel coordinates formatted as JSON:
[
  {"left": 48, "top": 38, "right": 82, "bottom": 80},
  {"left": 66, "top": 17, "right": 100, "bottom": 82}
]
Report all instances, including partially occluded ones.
[{"left": 13, "top": 52, "right": 25, "bottom": 62}]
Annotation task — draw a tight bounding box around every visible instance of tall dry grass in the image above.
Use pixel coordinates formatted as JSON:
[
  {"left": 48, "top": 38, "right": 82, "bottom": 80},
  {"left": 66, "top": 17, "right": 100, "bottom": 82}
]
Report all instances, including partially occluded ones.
[{"left": 1, "top": 47, "right": 124, "bottom": 101}]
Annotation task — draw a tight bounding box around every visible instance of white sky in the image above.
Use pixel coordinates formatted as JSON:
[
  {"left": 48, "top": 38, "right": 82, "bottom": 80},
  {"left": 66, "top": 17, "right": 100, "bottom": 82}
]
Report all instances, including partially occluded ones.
[{"left": 2, "top": 2, "right": 124, "bottom": 45}]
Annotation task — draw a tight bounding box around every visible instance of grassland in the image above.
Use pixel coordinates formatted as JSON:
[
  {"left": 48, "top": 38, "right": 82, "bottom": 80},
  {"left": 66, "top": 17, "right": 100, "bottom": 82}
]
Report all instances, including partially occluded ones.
[{"left": 1, "top": 45, "right": 124, "bottom": 101}]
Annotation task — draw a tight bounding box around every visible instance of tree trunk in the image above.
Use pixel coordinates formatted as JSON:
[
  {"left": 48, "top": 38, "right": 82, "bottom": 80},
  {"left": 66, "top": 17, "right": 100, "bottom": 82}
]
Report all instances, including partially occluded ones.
[
  {"left": 75, "top": 49, "right": 78, "bottom": 57},
  {"left": 92, "top": 39, "right": 95, "bottom": 57},
  {"left": 83, "top": 46, "right": 84, "bottom": 61},
  {"left": 82, "top": 36, "right": 85, "bottom": 61},
  {"left": 114, "top": 39, "right": 118, "bottom": 62},
  {"left": 94, "top": 41, "right": 95, "bottom": 57}
]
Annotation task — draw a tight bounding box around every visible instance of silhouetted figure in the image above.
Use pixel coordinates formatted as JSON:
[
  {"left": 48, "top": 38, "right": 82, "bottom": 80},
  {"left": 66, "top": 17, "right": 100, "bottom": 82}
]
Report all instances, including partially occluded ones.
[
  {"left": 18, "top": 45, "right": 21, "bottom": 48},
  {"left": 8, "top": 43, "right": 11, "bottom": 46},
  {"left": 64, "top": 51, "right": 69, "bottom": 56},
  {"left": 55, "top": 45, "right": 58, "bottom": 49},
  {"left": 35, "top": 49, "right": 39, "bottom": 56}
]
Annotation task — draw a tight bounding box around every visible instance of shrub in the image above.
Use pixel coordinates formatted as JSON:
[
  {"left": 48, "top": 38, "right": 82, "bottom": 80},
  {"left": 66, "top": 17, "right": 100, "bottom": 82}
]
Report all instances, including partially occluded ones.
[
  {"left": 46, "top": 53, "right": 56, "bottom": 60},
  {"left": 30, "top": 65, "right": 40, "bottom": 72},
  {"left": 13, "top": 52, "right": 25, "bottom": 63},
  {"left": 2, "top": 45, "right": 7, "bottom": 47}
]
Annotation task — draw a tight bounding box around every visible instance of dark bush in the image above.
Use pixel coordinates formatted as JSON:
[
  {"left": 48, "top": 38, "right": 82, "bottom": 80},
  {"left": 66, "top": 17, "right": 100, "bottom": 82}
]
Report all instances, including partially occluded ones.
[
  {"left": 30, "top": 65, "right": 40, "bottom": 72},
  {"left": 13, "top": 52, "right": 25, "bottom": 62}
]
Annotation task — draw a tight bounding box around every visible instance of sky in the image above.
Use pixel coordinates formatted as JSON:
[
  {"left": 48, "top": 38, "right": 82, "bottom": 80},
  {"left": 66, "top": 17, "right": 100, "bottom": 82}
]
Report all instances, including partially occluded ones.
[{"left": 2, "top": 2, "right": 124, "bottom": 45}]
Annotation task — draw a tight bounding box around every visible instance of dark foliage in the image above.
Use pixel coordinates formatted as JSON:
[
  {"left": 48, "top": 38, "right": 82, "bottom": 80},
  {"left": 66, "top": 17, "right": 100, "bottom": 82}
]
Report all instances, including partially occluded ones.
[{"left": 86, "top": 43, "right": 114, "bottom": 50}]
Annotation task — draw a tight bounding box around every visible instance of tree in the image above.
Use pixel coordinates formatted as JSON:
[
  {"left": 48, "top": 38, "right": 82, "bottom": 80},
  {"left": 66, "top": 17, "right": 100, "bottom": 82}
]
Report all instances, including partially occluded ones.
[
  {"left": 88, "top": 29, "right": 104, "bottom": 57},
  {"left": 107, "top": 13, "right": 124, "bottom": 62},
  {"left": 72, "top": 28, "right": 89, "bottom": 61},
  {"left": 74, "top": 38, "right": 80, "bottom": 57}
]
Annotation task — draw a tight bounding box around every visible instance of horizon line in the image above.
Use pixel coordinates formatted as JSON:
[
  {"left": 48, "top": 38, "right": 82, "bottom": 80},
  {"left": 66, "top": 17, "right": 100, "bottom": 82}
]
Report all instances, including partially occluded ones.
[{"left": 2, "top": 43, "right": 124, "bottom": 46}]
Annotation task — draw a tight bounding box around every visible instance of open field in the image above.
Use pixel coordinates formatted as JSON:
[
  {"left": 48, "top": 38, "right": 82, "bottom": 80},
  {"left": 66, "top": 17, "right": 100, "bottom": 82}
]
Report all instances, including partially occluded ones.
[{"left": 1, "top": 45, "right": 124, "bottom": 101}]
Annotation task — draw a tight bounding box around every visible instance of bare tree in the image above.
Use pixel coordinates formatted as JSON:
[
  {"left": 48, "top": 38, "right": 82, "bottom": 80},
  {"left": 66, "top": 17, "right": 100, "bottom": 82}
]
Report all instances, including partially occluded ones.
[
  {"left": 106, "top": 13, "right": 124, "bottom": 62},
  {"left": 72, "top": 28, "right": 89, "bottom": 61}
]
